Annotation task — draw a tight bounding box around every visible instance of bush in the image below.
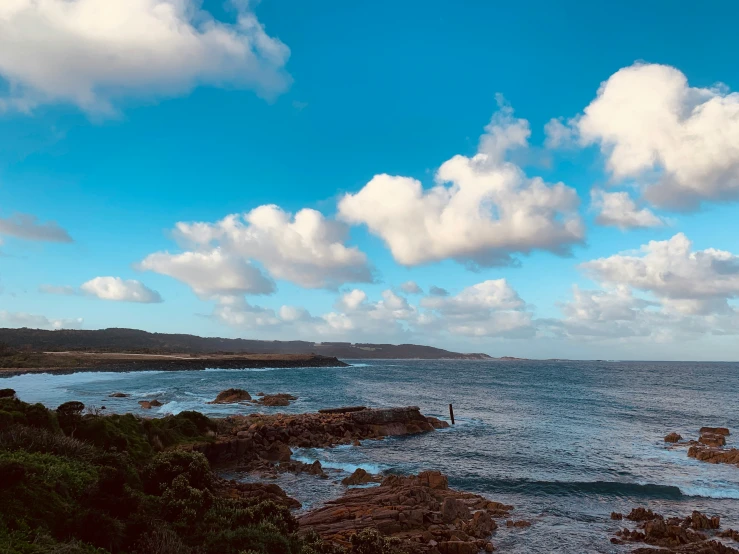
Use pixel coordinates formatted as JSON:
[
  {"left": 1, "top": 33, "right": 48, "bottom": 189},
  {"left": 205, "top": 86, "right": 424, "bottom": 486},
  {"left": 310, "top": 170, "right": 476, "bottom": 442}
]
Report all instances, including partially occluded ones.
[
  {"left": 0, "top": 398, "right": 58, "bottom": 433},
  {"left": 0, "top": 425, "right": 97, "bottom": 462},
  {"left": 143, "top": 451, "right": 213, "bottom": 495},
  {"left": 349, "top": 529, "right": 406, "bottom": 554}
]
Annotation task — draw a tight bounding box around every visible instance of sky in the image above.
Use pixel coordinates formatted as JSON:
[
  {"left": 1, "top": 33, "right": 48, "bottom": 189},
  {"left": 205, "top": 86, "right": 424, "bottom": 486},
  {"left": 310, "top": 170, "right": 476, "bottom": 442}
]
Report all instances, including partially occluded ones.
[{"left": 2, "top": 0, "right": 739, "bottom": 360}]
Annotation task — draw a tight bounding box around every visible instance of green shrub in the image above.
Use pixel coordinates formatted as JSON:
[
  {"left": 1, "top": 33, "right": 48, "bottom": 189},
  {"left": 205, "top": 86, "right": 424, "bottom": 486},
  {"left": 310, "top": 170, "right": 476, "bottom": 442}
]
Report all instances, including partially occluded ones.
[
  {"left": 0, "top": 399, "right": 58, "bottom": 432},
  {"left": 143, "top": 450, "right": 213, "bottom": 495},
  {"left": 349, "top": 529, "right": 406, "bottom": 554},
  {"left": 202, "top": 523, "right": 298, "bottom": 554}
]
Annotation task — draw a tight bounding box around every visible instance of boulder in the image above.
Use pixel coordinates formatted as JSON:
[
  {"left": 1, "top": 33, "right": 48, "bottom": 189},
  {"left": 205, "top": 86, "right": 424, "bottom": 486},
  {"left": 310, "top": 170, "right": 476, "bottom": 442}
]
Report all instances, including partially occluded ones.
[
  {"left": 342, "top": 468, "right": 380, "bottom": 486},
  {"left": 209, "top": 388, "right": 251, "bottom": 404},
  {"left": 138, "top": 399, "right": 163, "bottom": 409},
  {"left": 505, "top": 520, "right": 531, "bottom": 528},
  {"left": 700, "top": 427, "right": 730, "bottom": 436},
  {"left": 699, "top": 433, "right": 726, "bottom": 447},
  {"left": 442, "top": 497, "right": 470, "bottom": 523},
  {"left": 664, "top": 432, "right": 682, "bottom": 443},
  {"left": 108, "top": 392, "right": 129, "bottom": 398},
  {"left": 256, "top": 393, "right": 297, "bottom": 407},
  {"left": 262, "top": 441, "right": 292, "bottom": 462}
]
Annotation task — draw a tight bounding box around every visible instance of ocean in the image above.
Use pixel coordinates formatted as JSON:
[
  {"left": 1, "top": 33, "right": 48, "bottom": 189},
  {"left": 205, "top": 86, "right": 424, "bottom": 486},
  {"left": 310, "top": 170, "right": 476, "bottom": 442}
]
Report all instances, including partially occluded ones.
[{"left": 4, "top": 359, "right": 739, "bottom": 553}]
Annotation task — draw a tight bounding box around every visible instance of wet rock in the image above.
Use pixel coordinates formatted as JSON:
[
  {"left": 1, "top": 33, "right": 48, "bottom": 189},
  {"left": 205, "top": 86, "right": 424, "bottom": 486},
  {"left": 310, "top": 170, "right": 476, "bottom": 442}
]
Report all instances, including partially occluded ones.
[
  {"left": 627, "top": 508, "right": 662, "bottom": 522},
  {"left": 690, "top": 511, "right": 720, "bottom": 530},
  {"left": 688, "top": 445, "right": 739, "bottom": 465},
  {"left": 665, "top": 432, "right": 682, "bottom": 443},
  {"left": 262, "top": 440, "right": 292, "bottom": 462},
  {"left": 138, "top": 399, "right": 162, "bottom": 409},
  {"left": 255, "top": 393, "right": 297, "bottom": 407},
  {"left": 505, "top": 520, "right": 531, "bottom": 528},
  {"left": 700, "top": 427, "right": 730, "bottom": 436},
  {"left": 298, "top": 471, "right": 512, "bottom": 553},
  {"left": 612, "top": 512, "right": 624, "bottom": 520},
  {"left": 427, "top": 416, "right": 451, "bottom": 429},
  {"left": 209, "top": 388, "right": 252, "bottom": 404},
  {"left": 719, "top": 529, "right": 739, "bottom": 542},
  {"left": 341, "top": 468, "right": 381, "bottom": 486},
  {"left": 108, "top": 392, "right": 129, "bottom": 398},
  {"left": 700, "top": 433, "right": 727, "bottom": 447}
]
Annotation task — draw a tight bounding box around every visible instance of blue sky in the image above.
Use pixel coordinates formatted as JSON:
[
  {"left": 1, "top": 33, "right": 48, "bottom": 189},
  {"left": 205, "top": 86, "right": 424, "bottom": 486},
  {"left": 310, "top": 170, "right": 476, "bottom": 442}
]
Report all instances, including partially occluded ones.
[{"left": 2, "top": 0, "right": 739, "bottom": 360}]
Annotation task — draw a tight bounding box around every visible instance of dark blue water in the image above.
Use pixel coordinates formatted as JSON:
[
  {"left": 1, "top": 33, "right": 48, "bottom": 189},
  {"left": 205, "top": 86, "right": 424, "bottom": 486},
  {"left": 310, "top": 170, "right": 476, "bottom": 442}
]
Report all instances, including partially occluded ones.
[{"left": 5, "top": 360, "right": 739, "bottom": 553}]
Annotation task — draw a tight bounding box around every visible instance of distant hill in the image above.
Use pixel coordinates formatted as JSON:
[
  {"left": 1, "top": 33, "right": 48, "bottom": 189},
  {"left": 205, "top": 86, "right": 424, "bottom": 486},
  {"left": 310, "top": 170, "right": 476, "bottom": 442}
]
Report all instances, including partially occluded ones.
[{"left": 0, "top": 327, "right": 493, "bottom": 360}]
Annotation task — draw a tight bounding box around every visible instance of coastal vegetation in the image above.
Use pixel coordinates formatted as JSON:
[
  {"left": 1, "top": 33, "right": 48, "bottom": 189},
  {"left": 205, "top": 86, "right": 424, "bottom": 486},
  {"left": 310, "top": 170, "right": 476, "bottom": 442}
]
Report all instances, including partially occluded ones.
[{"left": 0, "top": 392, "right": 406, "bottom": 554}]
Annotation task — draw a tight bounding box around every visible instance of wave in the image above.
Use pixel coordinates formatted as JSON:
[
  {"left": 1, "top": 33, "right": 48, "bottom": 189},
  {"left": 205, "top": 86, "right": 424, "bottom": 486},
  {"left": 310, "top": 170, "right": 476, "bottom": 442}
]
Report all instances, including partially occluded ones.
[
  {"left": 291, "top": 454, "right": 386, "bottom": 475},
  {"left": 464, "top": 478, "right": 687, "bottom": 499}
]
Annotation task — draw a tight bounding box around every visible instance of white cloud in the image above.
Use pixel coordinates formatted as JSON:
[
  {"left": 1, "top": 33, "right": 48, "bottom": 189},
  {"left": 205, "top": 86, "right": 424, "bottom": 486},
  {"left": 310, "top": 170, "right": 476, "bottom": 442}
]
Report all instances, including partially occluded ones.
[
  {"left": 581, "top": 233, "right": 739, "bottom": 314},
  {"left": 338, "top": 102, "right": 584, "bottom": 267},
  {"left": 544, "top": 117, "right": 576, "bottom": 149},
  {"left": 211, "top": 295, "right": 281, "bottom": 328},
  {"left": 0, "top": 310, "right": 82, "bottom": 330},
  {"left": 552, "top": 234, "right": 739, "bottom": 343},
  {"left": 336, "top": 289, "right": 368, "bottom": 311},
  {"left": 144, "top": 205, "right": 372, "bottom": 292},
  {"left": 419, "top": 279, "right": 533, "bottom": 338},
  {"left": 39, "top": 284, "right": 76, "bottom": 295},
  {"left": 591, "top": 190, "right": 665, "bottom": 230},
  {"left": 577, "top": 63, "right": 739, "bottom": 209},
  {"left": 0, "top": 0, "right": 291, "bottom": 114},
  {"left": 139, "top": 248, "right": 274, "bottom": 298},
  {"left": 0, "top": 213, "right": 72, "bottom": 242},
  {"left": 399, "top": 281, "right": 422, "bottom": 295},
  {"left": 80, "top": 276, "right": 162, "bottom": 303}
]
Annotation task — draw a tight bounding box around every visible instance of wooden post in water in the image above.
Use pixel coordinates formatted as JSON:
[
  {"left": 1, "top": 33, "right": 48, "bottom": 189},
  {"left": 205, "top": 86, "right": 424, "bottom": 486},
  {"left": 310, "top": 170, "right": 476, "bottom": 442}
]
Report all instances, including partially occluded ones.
[{"left": 449, "top": 403, "right": 455, "bottom": 425}]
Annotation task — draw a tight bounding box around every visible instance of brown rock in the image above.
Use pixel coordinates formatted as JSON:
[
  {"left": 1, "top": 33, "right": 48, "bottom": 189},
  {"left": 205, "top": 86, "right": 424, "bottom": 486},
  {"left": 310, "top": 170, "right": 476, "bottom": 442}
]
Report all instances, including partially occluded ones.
[
  {"left": 664, "top": 432, "right": 682, "bottom": 443},
  {"left": 109, "top": 392, "right": 129, "bottom": 398},
  {"left": 256, "top": 393, "right": 297, "bottom": 407},
  {"left": 505, "top": 520, "right": 531, "bottom": 528},
  {"left": 138, "top": 399, "right": 163, "bottom": 409},
  {"left": 700, "top": 433, "right": 727, "bottom": 447},
  {"left": 263, "top": 441, "right": 292, "bottom": 462},
  {"left": 209, "top": 388, "right": 252, "bottom": 404},
  {"left": 611, "top": 512, "right": 623, "bottom": 520},
  {"left": 700, "top": 427, "right": 730, "bottom": 436},
  {"left": 342, "top": 468, "right": 381, "bottom": 486},
  {"left": 442, "top": 498, "right": 470, "bottom": 523},
  {"left": 690, "top": 511, "right": 720, "bottom": 530}
]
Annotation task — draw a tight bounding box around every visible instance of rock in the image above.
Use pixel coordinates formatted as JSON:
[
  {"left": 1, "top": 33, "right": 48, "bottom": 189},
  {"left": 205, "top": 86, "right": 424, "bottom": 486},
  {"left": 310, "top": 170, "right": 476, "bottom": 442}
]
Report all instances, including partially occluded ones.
[
  {"left": 209, "top": 388, "right": 252, "bottom": 404},
  {"left": 690, "top": 511, "right": 720, "bottom": 530},
  {"left": 627, "top": 508, "right": 661, "bottom": 522},
  {"left": 700, "top": 433, "right": 727, "bottom": 447},
  {"left": 256, "top": 393, "right": 297, "bottom": 407},
  {"left": 505, "top": 520, "right": 531, "bottom": 528},
  {"left": 611, "top": 512, "right": 623, "bottom": 520},
  {"left": 719, "top": 529, "right": 739, "bottom": 542},
  {"left": 442, "top": 498, "right": 470, "bottom": 523},
  {"left": 262, "top": 440, "right": 292, "bottom": 462},
  {"left": 700, "top": 427, "right": 730, "bottom": 436},
  {"left": 664, "top": 432, "right": 682, "bottom": 443},
  {"left": 108, "top": 392, "right": 129, "bottom": 398},
  {"left": 0, "top": 388, "right": 16, "bottom": 399},
  {"left": 418, "top": 470, "right": 448, "bottom": 490},
  {"left": 298, "top": 471, "right": 512, "bottom": 554},
  {"left": 427, "top": 416, "right": 451, "bottom": 429},
  {"left": 342, "top": 468, "right": 381, "bottom": 486},
  {"left": 688, "top": 445, "right": 739, "bottom": 465}
]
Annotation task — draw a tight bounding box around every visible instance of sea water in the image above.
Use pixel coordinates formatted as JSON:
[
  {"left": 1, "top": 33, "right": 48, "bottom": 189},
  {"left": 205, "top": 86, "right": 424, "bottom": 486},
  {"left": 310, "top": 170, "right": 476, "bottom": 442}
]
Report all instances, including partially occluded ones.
[{"left": 4, "top": 359, "right": 739, "bottom": 553}]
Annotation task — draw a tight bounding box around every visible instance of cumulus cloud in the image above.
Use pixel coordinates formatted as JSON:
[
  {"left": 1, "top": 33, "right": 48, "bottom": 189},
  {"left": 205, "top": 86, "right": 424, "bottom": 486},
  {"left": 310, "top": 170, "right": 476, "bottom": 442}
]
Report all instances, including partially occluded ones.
[
  {"left": 208, "top": 279, "right": 534, "bottom": 343},
  {"left": 591, "top": 190, "right": 665, "bottom": 230},
  {"left": 143, "top": 205, "right": 371, "bottom": 293},
  {"left": 80, "top": 276, "right": 162, "bottom": 303},
  {"left": 139, "top": 248, "right": 274, "bottom": 298},
  {"left": 0, "top": 213, "right": 72, "bottom": 242},
  {"left": 577, "top": 63, "right": 739, "bottom": 209},
  {"left": 0, "top": 310, "right": 82, "bottom": 330},
  {"left": 581, "top": 233, "right": 739, "bottom": 314},
  {"left": 544, "top": 117, "right": 576, "bottom": 149},
  {"left": 399, "top": 281, "right": 422, "bottom": 295},
  {"left": 553, "top": 234, "right": 739, "bottom": 342},
  {"left": 0, "top": 0, "right": 291, "bottom": 114},
  {"left": 419, "top": 279, "right": 533, "bottom": 337},
  {"left": 338, "top": 102, "right": 584, "bottom": 268}
]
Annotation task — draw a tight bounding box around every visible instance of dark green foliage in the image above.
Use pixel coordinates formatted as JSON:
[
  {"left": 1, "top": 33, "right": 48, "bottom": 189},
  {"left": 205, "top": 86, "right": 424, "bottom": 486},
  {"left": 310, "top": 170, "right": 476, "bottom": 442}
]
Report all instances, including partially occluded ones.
[
  {"left": 0, "top": 397, "right": 58, "bottom": 433},
  {"left": 0, "top": 396, "right": 351, "bottom": 554},
  {"left": 0, "top": 388, "right": 16, "bottom": 398},
  {"left": 349, "top": 529, "right": 407, "bottom": 554}
]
